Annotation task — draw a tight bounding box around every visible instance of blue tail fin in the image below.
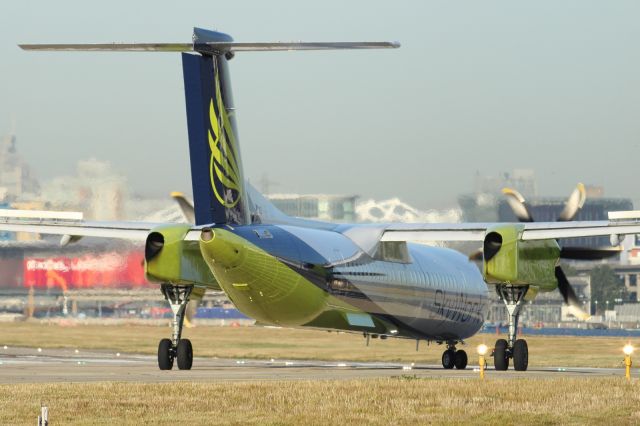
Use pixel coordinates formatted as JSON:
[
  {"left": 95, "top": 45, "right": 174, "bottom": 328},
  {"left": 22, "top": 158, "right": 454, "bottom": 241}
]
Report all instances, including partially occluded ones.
[{"left": 182, "top": 28, "right": 250, "bottom": 226}]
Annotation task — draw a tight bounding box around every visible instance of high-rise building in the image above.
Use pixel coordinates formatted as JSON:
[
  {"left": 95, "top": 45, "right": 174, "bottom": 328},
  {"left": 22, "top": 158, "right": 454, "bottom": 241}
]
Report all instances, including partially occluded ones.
[{"left": 0, "top": 133, "right": 40, "bottom": 201}]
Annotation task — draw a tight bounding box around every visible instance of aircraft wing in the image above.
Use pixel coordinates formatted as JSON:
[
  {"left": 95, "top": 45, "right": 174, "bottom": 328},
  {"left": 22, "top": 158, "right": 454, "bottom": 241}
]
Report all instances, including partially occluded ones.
[
  {"left": 0, "top": 219, "right": 160, "bottom": 240},
  {"left": 0, "top": 209, "right": 166, "bottom": 241},
  {"left": 380, "top": 213, "right": 640, "bottom": 242}
]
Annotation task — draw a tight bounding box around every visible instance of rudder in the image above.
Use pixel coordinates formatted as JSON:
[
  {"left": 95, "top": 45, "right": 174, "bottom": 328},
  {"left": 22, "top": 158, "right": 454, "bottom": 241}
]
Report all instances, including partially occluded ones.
[{"left": 182, "top": 28, "right": 249, "bottom": 226}]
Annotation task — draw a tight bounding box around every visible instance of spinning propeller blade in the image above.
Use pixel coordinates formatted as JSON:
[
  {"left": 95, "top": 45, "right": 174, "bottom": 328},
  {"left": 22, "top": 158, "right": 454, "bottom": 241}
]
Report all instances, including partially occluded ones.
[
  {"left": 558, "top": 183, "right": 586, "bottom": 221},
  {"left": 503, "top": 183, "right": 587, "bottom": 223},
  {"left": 502, "top": 188, "right": 534, "bottom": 222},
  {"left": 555, "top": 266, "right": 591, "bottom": 320},
  {"left": 171, "top": 192, "right": 195, "bottom": 224},
  {"left": 560, "top": 246, "right": 622, "bottom": 260}
]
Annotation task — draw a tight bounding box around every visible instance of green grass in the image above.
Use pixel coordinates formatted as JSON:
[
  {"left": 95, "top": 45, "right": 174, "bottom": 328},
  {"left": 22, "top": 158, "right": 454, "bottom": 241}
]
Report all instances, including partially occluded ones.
[
  {"left": 0, "top": 321, "right": 636, "bottom": 368},
  {"left": 1, "top": 378, "right": 639, "bottom": 425}
]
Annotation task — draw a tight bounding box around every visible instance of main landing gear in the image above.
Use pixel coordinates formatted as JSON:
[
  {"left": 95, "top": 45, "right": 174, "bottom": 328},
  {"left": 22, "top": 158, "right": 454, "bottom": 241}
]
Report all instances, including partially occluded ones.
[
  {"left": 158, "top": 284, "right": 193, "bottom": 371},
  {"left": 441, "top": 343, "right": 468, "bottom": 370},
  {"left": 493, "top": 285, "right": 529, "bottom": 371}
]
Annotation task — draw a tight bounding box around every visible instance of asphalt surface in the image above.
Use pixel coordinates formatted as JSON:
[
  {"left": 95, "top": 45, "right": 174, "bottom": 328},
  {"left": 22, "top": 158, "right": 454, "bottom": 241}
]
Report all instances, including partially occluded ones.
[{"left": 0, "top": 346, "right": 626, "bottom": 383}]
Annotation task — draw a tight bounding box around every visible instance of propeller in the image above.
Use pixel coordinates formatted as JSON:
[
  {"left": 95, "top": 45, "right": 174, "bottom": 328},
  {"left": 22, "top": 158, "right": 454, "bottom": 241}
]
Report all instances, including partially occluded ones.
[
  {"left": 501, "top": 183, "right": 617, "bottom": 261},
  {"left": 170, "top": 192, "right": 195, "bottom": 223},
  {"left": 558, "top": 183, "right": 586, "bottom": 222},
  {"left": 555, "top": 266, "right": 590, "bottom": 320},
  {"left": 559, "top": 246, "right": 622, "bottom": 260},
  {"left": 502, "top": 188, "right": 534, "bottom": 222},
  {"left": 502, "top": 183, "right": 586, "bottom": 223},
  {"left": 501, "top": 183, "right": 600, "bottom": 320}
]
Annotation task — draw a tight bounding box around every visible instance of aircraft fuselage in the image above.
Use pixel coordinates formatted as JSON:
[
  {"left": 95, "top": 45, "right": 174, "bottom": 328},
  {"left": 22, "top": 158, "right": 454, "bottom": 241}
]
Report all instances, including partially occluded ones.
[{"left": 200, "top": 224, "right": 489, "bottom": 342}]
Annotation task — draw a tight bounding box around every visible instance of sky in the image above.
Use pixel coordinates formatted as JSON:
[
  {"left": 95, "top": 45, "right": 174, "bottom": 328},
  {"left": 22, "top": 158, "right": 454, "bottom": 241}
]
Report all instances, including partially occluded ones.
[{"left": 1, "top": 1, "right": 640, "bottom": 209}]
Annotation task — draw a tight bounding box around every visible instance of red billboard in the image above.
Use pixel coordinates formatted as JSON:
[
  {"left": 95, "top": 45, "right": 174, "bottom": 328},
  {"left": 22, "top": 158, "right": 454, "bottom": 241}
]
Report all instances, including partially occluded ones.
[{"left": 23, "top": 252, "right": 151, "bottom": 290}]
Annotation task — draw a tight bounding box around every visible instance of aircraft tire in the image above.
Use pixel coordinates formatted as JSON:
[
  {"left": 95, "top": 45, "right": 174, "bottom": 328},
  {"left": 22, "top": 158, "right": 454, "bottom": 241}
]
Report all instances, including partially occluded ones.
[
  {"left": 158, "top": 338, "right": 174, "bottom": 370},
  {"left": 513, "top": 339, "right": 528, "bottom": 371},
  {"left": 176, "top": 338, "right": 193, "bottom": 370},
  {"left": 442, "top": 349, "right": 455, "bottom": 369},
  {"left": 454, "top": 350, "right": 468, "bottom": 369},
  {"left": 494, "top": 339, "right": 509, "bottom": 371}
]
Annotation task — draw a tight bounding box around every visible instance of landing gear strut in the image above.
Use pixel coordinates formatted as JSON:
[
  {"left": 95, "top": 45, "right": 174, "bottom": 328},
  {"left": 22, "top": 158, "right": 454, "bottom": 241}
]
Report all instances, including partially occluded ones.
[
  {"left": 494, "top": 285, "right": 529, "bottom": 371},
  {"left": 158, "top": 284, "right": 193, "bottom": 370},
  {"left": 441, "top": 343, "right": 468, "bottom": 370}
]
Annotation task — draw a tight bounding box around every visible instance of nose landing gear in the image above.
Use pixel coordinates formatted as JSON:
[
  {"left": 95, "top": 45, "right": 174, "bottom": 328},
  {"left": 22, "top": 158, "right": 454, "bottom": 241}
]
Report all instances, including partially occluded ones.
[{"left": 158, "top": 284, "right": 193, "bottom": 370}]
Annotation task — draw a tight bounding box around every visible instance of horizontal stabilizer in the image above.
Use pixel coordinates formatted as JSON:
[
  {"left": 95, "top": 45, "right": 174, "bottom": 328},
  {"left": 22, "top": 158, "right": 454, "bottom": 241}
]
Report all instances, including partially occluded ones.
[{"left": 19, "top": 41, "right": 400, "bottom": 54}]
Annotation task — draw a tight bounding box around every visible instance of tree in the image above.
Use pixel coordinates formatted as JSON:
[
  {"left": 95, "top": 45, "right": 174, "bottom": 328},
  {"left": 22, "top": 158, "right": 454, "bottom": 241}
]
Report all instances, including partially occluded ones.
[{"left": 589, "top": 265, "right": 627, "bottom": 315}]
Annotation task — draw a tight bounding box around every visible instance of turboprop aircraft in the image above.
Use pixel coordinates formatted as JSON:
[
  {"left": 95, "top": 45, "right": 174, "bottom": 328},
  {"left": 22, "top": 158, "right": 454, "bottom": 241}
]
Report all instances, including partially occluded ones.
[{"left": 4, "top": 27, "right": 640, "bottom": 372}]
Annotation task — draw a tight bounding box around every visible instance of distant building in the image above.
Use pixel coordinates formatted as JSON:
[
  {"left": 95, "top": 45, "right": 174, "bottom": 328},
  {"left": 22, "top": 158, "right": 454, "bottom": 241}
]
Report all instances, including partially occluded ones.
[
  {"left": 265, "top": 194, "right": 461, "bottom": 224},
  {"left": 459, "top": 169, "right": 537, "bottom": 222},
  {"left": 0, "top": 132, "right": 40, "bottom": 201},
  {"left": 40, "top": 159, "right": 127, "bottom": 221},
  {"left": 267, "top": 194, "right": 358, "bottom": 222},
  {"left": 475, "top": 169, "right": 537, "bottom": 199}
]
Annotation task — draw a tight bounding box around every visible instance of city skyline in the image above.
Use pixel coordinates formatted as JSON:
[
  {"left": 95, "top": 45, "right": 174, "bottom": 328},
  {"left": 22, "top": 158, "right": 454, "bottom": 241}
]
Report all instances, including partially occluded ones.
[{"left": 2, "top": 1, "right": 640, "bottom": 209}]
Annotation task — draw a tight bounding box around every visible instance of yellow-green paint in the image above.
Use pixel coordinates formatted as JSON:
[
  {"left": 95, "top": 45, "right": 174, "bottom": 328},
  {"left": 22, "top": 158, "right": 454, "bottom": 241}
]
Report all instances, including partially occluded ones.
[
  {"left": 199, "top": 228, "right": 388, "bottom": 331},
  {"left": 145, "top": 224, "right": 219, "bottom": 290},
  {"left": 208, "top": 64, "right": 241, "bottom": 209},
  {"left": 483, "top": 224, "right": 559, "bottom": 291}
]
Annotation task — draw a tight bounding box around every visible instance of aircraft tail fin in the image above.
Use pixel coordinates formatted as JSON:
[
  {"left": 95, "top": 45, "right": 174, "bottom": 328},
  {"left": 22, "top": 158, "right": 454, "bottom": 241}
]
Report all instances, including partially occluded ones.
[
  {"left": 179, "top": 28, "right": 399, "bottom": 226},
  {"left": 21, "top": 28, "right": 399, "bottom": 226},
  {"left": 182, "top": 28, "right": 250, "bottom": 225}
]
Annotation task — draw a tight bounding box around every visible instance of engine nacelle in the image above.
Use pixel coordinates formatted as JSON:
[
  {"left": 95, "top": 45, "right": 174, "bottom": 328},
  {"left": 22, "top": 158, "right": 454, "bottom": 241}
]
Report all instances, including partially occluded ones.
[
  {"left": 482, "top": 224, "right": 559, "bottom": 291},
  {"left": 144, "top": 224, "right": 217, "bottom": 288}
]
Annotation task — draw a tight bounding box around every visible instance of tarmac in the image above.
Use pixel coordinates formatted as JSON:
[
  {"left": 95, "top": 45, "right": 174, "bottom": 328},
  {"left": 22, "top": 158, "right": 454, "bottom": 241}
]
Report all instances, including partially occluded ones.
[{"left": 0, "top": 346, "right": 627, "bottom": 383}]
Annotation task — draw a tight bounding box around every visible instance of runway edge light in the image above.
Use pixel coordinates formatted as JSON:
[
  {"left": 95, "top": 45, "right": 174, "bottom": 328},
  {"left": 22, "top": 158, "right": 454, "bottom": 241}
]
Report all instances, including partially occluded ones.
[
  {"left": 623, "top": 343, "right": 633, "bottom": 382},
  {"left": 477, "top": 344, "right": 488, "bottom": 380}
]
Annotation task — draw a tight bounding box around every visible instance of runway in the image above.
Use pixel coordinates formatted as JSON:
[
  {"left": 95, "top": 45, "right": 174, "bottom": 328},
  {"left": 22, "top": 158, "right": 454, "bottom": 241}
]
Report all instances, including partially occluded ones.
[{"left": 0, "top": 346, "right": 626, "bottom": 383}]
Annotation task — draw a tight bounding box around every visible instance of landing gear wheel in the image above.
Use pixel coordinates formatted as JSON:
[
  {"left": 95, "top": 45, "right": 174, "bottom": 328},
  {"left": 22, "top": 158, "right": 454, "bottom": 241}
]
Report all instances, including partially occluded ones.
[
  {"left": 454, "top": 350, "right": 468, "bottom": 370},
  {"left": 442, "top": 349, "right": 455, "bottom": 369},
  {"left": 513, "top": 339, "right": 528, "bottom": 371},
  {"left": 158, "top": 338, "right": 174, "bottom": 370},
  {"left": 494, "top": 339, "right": 509, "bottom": 371},
  {"left": 176, "top": 338, "right": 193, "bottom": 370}
]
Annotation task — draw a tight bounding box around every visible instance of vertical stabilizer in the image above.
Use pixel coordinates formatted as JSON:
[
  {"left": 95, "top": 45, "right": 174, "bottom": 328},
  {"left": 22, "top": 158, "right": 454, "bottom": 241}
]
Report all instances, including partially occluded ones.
[
  {"left": 18, "top": 31, "right": 399, "bottom": 225},
  {"left": 182, "top": 28, "right": 250, "bottom": 226}
]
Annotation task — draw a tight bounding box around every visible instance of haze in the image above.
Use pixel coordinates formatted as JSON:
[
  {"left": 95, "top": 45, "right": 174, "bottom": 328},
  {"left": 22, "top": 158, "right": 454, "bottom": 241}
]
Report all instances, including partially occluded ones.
[{"left": 1, "top": 1, "right": 639, "bottom": 210}]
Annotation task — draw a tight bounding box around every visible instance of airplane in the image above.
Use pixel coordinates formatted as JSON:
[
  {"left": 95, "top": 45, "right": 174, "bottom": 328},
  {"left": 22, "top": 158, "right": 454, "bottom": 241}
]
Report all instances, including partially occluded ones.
[{"left": 4, "top": 27, "right": 640, "bottom": 372}]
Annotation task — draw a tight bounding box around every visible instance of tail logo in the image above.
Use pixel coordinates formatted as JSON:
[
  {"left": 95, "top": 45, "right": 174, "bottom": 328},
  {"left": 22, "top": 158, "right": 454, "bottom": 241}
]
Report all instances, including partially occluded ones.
[{"left": 208, "top": 67, "right": 241, "bottom": 209}]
